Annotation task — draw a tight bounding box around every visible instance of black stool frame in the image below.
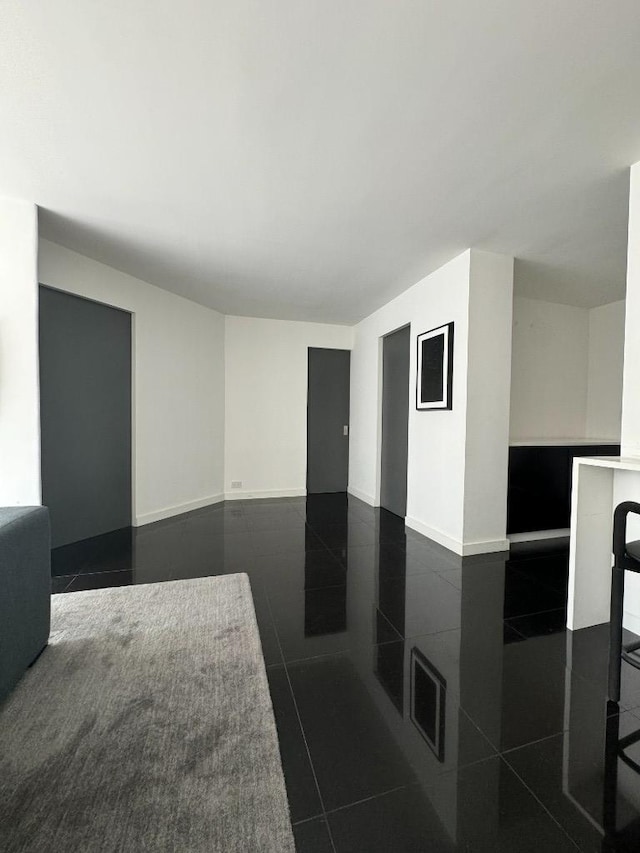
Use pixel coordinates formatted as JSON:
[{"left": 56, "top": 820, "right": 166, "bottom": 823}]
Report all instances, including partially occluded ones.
[{"left": 609, "top": 501, "right": 640, "bottom": 702}]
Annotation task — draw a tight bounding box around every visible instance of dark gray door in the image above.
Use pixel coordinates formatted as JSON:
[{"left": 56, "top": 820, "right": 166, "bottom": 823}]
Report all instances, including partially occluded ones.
[
  {"left": 380, "top": 325, "right": 410, "bottom": 518},
  {"left": 307, "top": 348, "right": 351, "bottom": 494},
  {"left": 39, "top": 286, "right": 132, "bottom": 548}
]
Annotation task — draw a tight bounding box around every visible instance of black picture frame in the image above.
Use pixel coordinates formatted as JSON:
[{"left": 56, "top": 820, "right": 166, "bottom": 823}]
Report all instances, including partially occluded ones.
[
  {"left": 410, "top": 646, "right": 446, "bottom": 762},
  {"left": 416, "top": 322, "right": 454, "bottom": 410}
]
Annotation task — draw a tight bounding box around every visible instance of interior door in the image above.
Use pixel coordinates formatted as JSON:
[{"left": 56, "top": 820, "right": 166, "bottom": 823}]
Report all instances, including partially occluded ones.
[
  {"left": 307, "top": 348, "right": 351, "bottom": 494},
  {"left": 39, "top": 286, "right": 132, "bottom": 548}
]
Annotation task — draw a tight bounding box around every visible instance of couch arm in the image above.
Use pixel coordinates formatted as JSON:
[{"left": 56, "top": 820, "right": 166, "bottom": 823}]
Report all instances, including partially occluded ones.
[{"left": 0, "top": 506, "right": 51, "bottom": 704}]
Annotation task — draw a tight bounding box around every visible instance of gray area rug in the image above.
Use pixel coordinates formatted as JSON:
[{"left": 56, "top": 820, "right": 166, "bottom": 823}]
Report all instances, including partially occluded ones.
[{"left": 0, "top": 575, "right": 295, "bottom": 853}]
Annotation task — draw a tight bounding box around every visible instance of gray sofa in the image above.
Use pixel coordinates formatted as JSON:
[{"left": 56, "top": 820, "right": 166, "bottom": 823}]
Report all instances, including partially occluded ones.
[{"left": 0, "top": 507, "right": 51, "bottom": 703}]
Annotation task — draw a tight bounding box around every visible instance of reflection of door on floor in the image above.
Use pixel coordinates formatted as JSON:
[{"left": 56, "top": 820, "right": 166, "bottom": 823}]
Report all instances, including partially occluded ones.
[
  {"left": 39, "top": 286, "right": 132, "bottom": 548},
  {"left": 380, "top": 325, "right": 410, "bottom": 518},
  {"left": 306, "top": 348, "right": 351, "bottom": 494}
]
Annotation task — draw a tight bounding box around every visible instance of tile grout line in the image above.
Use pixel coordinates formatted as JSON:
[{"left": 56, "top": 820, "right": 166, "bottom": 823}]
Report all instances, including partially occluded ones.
[
  {"left": 290, "top": 812, "right": 325, "bottom": 828},
  {"left": 498, "top": 729, "right": 571, "bottom": 756},
  {"left": 499, "top": 753, "right": 582, "bottom": 850},
  {"left": 263, "top": 588, "right": 339, "bottom": 853},
  {"left": 322, "top": 783, "right": 412, "bottom": 817},
  {"left": 504, "top": 604, "right": 569, "bottom": 623}
]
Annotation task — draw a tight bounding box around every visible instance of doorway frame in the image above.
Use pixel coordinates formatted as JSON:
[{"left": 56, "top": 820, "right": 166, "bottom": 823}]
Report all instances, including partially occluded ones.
[{"left": 375, "top": 322, "right": 411, "bottom": 510}]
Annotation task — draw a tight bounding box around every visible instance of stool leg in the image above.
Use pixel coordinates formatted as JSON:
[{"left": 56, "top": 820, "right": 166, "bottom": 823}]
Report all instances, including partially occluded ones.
[
  {"left": 602, "top": 703, "right": 620, "bottom": 848},
  {"left": 609, "top": 566, "right": 625, "bottom": 702}
]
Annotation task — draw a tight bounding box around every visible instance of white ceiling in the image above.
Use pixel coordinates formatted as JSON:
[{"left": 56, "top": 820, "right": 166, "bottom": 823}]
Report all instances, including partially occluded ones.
[{"left": 2, "top": 1, "right": 640, "bottom": 323}]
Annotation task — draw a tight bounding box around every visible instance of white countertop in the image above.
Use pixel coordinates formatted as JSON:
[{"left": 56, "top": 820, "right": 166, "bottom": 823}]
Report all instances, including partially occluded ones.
[{"left": 573, "top": 455, "right": 640, "bottom": 472}]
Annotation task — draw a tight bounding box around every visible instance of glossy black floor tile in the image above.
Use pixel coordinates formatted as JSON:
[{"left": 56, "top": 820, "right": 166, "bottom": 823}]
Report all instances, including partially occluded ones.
[
  {"left": 507, "top": 553, "right": 570, "bottom": 593},
  {"left": 395, "top": 534, "right": 464, "bottom": 574},
  {"left": 48, "top": 494, "right": 640, "bottom": 850},
  {"left": 287, "top": 645, "right": 496, "bottom": 812},
  {"left": 293, "top": 817, "right": 335, "bottom": 853},
  {"left": 249, "top": 527, "right": 326, "bottom": 557},
  {"left": 302, "top": 493, "right": 352, "bottom": 524},
  {"left": 182, "top": 508, "right": 249, "bottom": 535},
  {"left": 266, "top": 665, "right": 323, "bottom": 823},
  {"left": 246, "top": 512, "right": 308, "bottom": 532},
  {"left": 65, "top": 569, "right": 133, "bottom": 591},
  {"left": 51, "top": 574, "right": 75, "bottom": 593},
  {"left": 247, "top": 585, "right": 283, "bottom": 666},
  {"left": 457, "top": 632, "right": 611, "bottom": 753},
  {"left": 501, "top": 570, "right": 566, "bottom": 618},
  {"left": 503, "top": 708, "right": 640, "bottom": 853},
  {"left": 505, "top": 606, "right": 568, "bottom": 638},
  {"left": 253, "top": 550, "right": 347, "bottom": 593},
  {"left": 328, "top": 757, "right": 579, "bottom": 852},
  {"left": 331, "top": 542, "right": 438, "bottom": 579},
  {"left": 377, "top": 570, "right": 463, "bottom": 638},
  {"left": 51, "top": 526, "right": 133, "bottom": 576},
  {"left": 438, "top": 568, "right": 462, "bottom": 590},
  {"left": 509, "top": 537, "right": 571, "bottom": 560},
  {"left": 287, "top": 652, "right": 420, "bottom": 810},
  {"left": 267, "top": 584, "right": 402, "bottom": 663},
  {"left": 564, "top": 624, "right": 640, "bottom": 714},
  {"left": 313, "top": 521, "right": 379, "bottom": 550}
]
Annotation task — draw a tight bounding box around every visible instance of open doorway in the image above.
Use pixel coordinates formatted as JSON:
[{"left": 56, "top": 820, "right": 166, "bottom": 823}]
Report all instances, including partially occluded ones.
[{"left": 380, "top": 324, "right": 410, "bottom": 518}]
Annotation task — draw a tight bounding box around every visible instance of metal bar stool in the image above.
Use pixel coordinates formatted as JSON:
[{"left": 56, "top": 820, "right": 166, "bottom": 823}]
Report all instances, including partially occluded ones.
[{"left": 609, "top": 501, "right": 640, "bottom": 702}]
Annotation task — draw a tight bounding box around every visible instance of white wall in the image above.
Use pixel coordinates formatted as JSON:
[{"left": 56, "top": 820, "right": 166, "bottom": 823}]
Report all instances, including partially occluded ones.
[
  {"left": 349, "top": 249, "right": 513, "bottom": 555},
  {"left": 586, "top": 300, "right": 625, "bottom": 440},
  {"left": 510, "top": 296, "right": 625, "bottom": 443},
  {"left": 0, "top": 199, "right": 41, "bottom": 506},
  {"left": 619, "top": 162, "right": 640, "bottom": 630},
  {"left": 350, "top": 252, "right": 471, "bottom": 540},
  {"left": 224, "top": 316, "right": 354, "bottom": 499},
  {"left": 622, "top": 162, "right": 640, "bottom": 457},
  {"left": 463, "top": 251, "right": 514, "bottom": 546},
  {"left": 38, "top": 240, "right": 225, "bottom": 525},
  {"left": 509, "top": 297, "right": 589, "bottom": 441}
]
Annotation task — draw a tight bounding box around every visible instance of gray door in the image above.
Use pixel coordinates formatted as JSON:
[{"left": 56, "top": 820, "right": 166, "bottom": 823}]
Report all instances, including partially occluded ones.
[
  {"left": 39, "top": 286, "right": 132, "bottom": 548},
  {"left": 380, "top": 325, "right": 410, "bottom": 517},
  {"left": 307, "top": 348, "right": 351, "bottom": 494}
]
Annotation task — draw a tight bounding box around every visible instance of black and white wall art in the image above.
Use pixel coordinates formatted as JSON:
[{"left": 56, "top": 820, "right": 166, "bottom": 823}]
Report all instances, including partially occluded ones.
[
  {"left": 410, "top": 646, "right": 446, "bottom": 762},
  {"left": 416, "top": 322, "right": 454, "bottom": 410}
]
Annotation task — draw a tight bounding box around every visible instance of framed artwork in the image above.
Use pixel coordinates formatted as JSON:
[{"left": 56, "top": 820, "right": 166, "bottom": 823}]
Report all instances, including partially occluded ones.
[
  {"left": 410, "top": 646, "right": 446, "bottom": 762},
  {"left": 416, "top": 322, "right": 454, "bottom": 410}
]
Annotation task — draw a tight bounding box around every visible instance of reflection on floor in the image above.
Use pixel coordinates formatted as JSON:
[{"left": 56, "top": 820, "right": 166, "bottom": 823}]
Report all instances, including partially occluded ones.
[{"left": 52, "top": 493, "right": 640, "bottom": 852}]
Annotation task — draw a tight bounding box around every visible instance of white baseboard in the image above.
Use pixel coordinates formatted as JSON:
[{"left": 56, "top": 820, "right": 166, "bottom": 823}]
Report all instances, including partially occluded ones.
[
  {"left": 405, "top": 516, "right": 509, "bottom": 556},
  {"left": 461, "top": 537, "right": 511, "bottom": 556},
  {"left": 405, "top": 516, "right": 463, "bottom": 554},
  {"left": 135, "top": 494, "right": 224, "bottom": 526},
  {"left": 347, "top": 486, "right": 376, "bottom": 506},
  {"left": 509, "top": 529, "right": 570, "bottom": 543},
  {"left": 224, "top": 488, "right": 307, "bottom": 501}
]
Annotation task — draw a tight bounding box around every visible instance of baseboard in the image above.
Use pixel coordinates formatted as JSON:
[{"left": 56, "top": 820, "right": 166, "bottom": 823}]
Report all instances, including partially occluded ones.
[
  {"left": 405, "top": 516, "right": 509, "bottom": 556},
  {"left": 347, "top": 486, "right": 376, "bottom": 506},
  {"left": 461, "top": 537, "right": 511, "bottom": 556},
  {"left": 405, "top": 517, "right": 464, "bottom": 554},
  {"left": 508, "top": 529, "right": 570, "bottom": 543},
  {"left": 135, "top": 494, "right": 224, "bottom": 526},
  {"left": 224, "top": 488, "right": 307, "bottom": 501}
]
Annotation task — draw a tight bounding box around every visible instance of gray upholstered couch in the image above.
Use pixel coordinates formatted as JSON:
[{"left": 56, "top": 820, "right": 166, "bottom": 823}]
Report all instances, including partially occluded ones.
[{"left": 0, "top": 507, "right": 51, "bottom": 703}]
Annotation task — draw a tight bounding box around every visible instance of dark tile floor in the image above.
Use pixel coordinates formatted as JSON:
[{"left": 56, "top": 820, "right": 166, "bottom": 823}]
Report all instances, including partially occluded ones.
[{"left": 51, "top": 493, "right": 640, "bottom": 852}]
